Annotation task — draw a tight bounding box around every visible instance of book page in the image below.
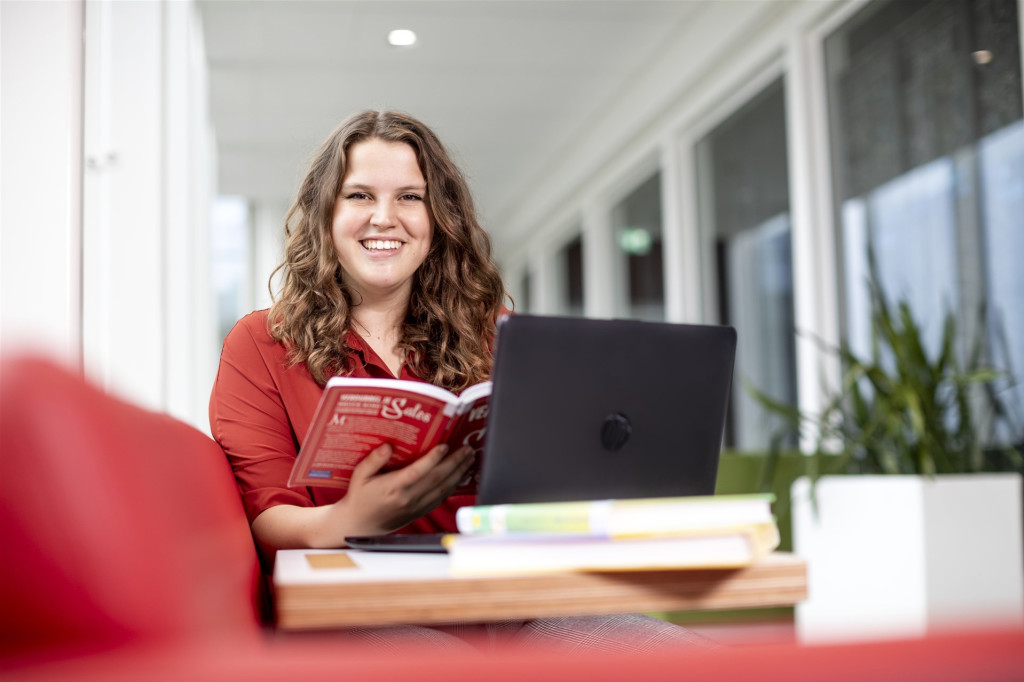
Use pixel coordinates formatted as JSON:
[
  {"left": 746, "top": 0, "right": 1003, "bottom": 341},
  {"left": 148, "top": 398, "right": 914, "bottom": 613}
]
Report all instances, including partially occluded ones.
[{"left": 445, "top": 385, "right": 491, "bottom": 494}]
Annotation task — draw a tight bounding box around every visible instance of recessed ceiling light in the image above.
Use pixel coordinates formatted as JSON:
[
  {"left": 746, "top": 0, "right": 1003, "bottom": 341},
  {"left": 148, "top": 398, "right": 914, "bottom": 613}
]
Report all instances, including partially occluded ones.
[
  {"left": 972, "top": 49, "right": 993, "bottom": 65},
  {"left": 388, "top": 29, "right": 417, "bottom": 47}
]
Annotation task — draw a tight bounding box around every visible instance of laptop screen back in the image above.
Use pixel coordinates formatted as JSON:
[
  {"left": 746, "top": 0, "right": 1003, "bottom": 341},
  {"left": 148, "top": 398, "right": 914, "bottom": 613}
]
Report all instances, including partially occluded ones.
[{"left": 477, "top": 315, "right": 737, "bottom": 505}]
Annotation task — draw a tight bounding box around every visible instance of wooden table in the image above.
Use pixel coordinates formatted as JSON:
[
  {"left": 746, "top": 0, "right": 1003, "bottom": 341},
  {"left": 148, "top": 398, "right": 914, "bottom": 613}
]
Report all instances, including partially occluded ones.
[{"left": 273, "top": 549, "right": 807, "bottom": 631}]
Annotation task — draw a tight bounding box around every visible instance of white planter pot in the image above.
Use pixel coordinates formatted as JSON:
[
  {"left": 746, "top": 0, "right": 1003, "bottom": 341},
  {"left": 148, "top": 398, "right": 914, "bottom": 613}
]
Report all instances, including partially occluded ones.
[{"left": 791, "top": 473, "right": 1024, "bottom": 644}]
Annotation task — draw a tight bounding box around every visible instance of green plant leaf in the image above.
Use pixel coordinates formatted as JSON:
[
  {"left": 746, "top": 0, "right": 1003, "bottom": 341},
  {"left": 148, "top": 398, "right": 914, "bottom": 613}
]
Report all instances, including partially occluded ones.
[{"left": 751, "top": 243, "right": 1023, "bottom": 493}]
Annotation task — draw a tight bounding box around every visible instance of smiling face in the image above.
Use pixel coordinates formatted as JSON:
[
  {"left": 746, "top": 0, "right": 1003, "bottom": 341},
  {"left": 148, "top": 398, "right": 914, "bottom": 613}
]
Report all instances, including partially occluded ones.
[{"left": 332, "top": 138, "right": 432, "bottom": 306}]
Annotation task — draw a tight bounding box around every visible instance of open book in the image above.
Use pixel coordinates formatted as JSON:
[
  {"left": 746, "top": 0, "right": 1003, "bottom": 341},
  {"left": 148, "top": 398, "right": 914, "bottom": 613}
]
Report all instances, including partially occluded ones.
[{"left": 288, "top": 377, "right": 491, "bottom": 494}]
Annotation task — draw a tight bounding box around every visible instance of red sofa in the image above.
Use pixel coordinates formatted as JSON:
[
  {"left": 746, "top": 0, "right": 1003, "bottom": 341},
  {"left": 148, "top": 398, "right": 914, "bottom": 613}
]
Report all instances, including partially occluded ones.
[
  {"left": 0, "top": 356, "right": 268, "bottom": 654},
  {"left": 1, "top": 355, "right": 1021, "bottom": 680}
]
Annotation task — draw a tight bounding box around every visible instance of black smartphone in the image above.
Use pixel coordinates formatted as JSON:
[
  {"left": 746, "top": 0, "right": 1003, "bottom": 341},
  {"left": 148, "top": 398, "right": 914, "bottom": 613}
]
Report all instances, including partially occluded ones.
[{"left": 343, "top": 532, "right": 451, "bottom": 553}]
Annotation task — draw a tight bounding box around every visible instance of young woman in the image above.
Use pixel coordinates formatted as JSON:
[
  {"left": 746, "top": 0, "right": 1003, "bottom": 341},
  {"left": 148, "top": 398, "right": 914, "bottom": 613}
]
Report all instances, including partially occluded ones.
[{"left": 210, "top": 110, "right": 712, "bottom": 651}]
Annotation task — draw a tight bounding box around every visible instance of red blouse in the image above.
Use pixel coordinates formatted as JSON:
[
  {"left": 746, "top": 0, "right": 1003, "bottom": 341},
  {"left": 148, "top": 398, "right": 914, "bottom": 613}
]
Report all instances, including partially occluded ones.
[{"left": 208, "top": 309, "right": 475, "bottom": 533}]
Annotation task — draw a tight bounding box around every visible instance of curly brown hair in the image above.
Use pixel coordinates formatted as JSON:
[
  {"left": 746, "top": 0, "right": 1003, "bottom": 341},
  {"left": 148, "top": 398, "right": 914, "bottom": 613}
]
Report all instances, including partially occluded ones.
[{"left": 268, "top": 110, "right": 507, "bottom": 391}]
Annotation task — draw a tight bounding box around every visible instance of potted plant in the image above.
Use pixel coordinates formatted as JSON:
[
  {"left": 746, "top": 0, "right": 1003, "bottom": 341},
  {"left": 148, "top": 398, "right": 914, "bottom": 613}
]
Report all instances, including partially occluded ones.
[{"left": 753, "top": 254, "right": 1023, "bottom": 644}]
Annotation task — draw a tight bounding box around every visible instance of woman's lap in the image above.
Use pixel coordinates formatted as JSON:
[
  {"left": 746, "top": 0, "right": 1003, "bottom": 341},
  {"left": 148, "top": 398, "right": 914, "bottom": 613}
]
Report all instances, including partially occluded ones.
[
  {"left": 503, "top": 613, "right": 719, "bottom": 653},
  {"left": 342, "top": 614, "right": 718, "bottom": 654}
]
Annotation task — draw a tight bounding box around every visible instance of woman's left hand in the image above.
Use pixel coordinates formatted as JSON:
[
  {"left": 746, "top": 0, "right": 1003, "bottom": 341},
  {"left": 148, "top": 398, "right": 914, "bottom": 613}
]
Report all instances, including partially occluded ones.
[{"left": 332, "top": 442, "right": 476, "bottom": 537}]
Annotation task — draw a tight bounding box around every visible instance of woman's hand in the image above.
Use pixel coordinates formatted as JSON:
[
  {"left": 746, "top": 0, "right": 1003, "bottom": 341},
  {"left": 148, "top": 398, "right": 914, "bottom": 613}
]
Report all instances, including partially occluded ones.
[
  {"left": 251, "top": 442, "right": 475, "bottom": 552},
  {"left": 335, "top": 442, "right": 476, "bottom": 537}
]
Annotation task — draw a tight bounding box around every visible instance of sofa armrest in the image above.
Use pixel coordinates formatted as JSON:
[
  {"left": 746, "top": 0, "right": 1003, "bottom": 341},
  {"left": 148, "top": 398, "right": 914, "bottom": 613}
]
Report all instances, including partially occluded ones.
[{"left": 0, "top": 355, "right": 266, "bottom": 657}]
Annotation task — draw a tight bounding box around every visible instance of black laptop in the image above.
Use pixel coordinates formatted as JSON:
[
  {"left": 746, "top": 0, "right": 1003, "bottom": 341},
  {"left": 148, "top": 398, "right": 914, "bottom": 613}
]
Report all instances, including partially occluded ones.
[{"left": 345, "top": 314, "right": 737, "bottom": 551}]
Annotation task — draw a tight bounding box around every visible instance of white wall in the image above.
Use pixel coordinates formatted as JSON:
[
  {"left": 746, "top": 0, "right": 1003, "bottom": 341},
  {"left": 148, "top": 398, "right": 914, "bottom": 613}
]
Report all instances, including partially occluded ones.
[
  {"left": 1, "top": 0, "right": 217, "bottom": 431},
  {"left": 82, "top": 0, "right": 217, "bottom": 427},
  {"left": 1, "top": 0, "right": 84, "bottom": 367},
  {"left": 164, "top": 1, "right": 219, "bottom": 427},
  {"left": 82, "top": 0, "right": 167, "bottom": 410}
]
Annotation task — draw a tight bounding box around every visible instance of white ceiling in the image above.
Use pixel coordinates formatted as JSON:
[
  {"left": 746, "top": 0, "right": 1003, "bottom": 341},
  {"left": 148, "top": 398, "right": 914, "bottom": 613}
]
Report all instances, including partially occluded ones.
[{"left": 197, "top": 0, "right": 705, "bottom": 244}]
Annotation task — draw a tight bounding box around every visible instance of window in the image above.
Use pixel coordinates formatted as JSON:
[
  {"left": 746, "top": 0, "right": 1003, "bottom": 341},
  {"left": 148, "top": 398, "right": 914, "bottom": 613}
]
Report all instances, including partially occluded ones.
[
  {"left": 210, "top": 196, "right": 251, "bottom": 342},
  {"left": 826, "top": 0, "right": 1023, "bottom": 437},
  {"left": 696, "top": 79, "right": 796, "bottom": 450},
  {"left": 517, "top": 269, "right": 532, "bottom": 314},
  {"left": 611, "top": 172, "right": 665, "bottom": 321},
  {"left": 558, "top": 234, "right": 585, "bottom": 317}
]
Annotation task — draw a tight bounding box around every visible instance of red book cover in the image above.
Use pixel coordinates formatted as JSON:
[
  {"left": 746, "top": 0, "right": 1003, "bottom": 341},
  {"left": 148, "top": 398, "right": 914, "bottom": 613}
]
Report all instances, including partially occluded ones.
[{"left": 289, "top": 377, "right": 491, "bottom": 494}]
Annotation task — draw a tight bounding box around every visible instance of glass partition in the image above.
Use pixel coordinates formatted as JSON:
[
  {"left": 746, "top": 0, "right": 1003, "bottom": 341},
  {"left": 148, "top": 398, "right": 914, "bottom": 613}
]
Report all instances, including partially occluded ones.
[
  {"left": 696, "top": 79, "right": 795, "bottom": 451},
  {"left": 826, "top": 0, "right": 1024, "bottom": 436},
  {"left": 517, "top": 269, "right": 532, "bottom": 315},
  {"left": 559, "top": 234, "right": 585, "bottom": 317},
  {"left": 211, "top": 196, "right": 251, "bottom": 342},
  {"left": 611, "top": 172, "right": 665, "bottom": 322}
]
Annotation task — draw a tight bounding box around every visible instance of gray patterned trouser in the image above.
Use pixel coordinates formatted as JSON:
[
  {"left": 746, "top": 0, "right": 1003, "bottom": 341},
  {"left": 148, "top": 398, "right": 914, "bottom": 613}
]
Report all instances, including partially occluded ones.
[{"left": 340, "top": 614, "right": 719, "bottom": 654}]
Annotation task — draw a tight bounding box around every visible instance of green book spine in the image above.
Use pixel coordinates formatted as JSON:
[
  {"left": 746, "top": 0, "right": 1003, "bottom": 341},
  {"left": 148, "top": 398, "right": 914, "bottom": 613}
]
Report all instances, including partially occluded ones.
[{"left": 457, "top": 500, "right": 607, "bottom": 535}]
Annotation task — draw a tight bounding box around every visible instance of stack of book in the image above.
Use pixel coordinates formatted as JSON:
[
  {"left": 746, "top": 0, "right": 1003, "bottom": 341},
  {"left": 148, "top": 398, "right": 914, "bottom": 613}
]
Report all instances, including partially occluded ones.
[{"left": 444, "top": 494, "right": 779, "bottom": 576}]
